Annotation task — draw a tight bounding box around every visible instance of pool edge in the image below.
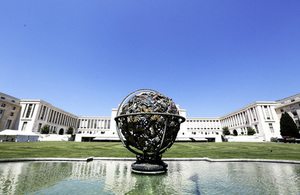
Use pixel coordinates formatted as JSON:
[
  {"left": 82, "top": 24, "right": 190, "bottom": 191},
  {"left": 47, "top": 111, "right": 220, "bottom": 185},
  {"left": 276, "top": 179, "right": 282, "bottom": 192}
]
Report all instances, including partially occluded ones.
[{"left": 0, "top": 157, "right": 300, "bottom": 164}]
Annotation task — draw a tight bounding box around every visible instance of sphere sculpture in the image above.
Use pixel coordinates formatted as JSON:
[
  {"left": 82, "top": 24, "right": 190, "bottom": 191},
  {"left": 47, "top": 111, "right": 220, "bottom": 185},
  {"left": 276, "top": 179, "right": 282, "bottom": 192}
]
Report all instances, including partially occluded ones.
[{"left": 114, "top": 89, "right": 185, "bottom": 174}]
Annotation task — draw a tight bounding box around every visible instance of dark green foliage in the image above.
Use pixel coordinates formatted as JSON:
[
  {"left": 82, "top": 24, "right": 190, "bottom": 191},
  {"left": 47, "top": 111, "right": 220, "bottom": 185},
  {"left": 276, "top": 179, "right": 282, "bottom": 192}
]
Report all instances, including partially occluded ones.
[
  {"left": 280, "top": 112, "right": 299, "bottom": 137},
  {"left": 222, "top": 127, "right": 230, "bottom": 135},
  {"left": 66, "top": 127, "right": 74, "bottom": 134},
  {"left": 40, "top": 125, "right": 50, "bottom": 134},
  {"left": 247, "top": 127, "right": 256, "bottom": 135}
]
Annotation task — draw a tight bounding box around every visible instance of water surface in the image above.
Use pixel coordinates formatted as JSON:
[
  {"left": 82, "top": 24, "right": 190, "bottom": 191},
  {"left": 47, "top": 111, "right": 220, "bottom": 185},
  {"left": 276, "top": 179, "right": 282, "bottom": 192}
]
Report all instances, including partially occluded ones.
[{"left": 0, "top": 160, "right": 299, "bottom": 194}]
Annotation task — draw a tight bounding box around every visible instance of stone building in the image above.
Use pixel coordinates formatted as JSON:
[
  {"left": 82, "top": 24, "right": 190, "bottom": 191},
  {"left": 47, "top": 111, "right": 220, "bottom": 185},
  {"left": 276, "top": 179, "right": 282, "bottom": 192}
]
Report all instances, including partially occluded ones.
[
  {"left": 76, "top": 116, "right": 116, "bottom": 142},
  {"left": 1, "top": 91, "right": 299, "bottom": 142},
  {"left": 18, "top": 99, "right": 77, "bottom": 135},
  {"left": 0, "top": 92, "right": 21, "bottom": 131},
  {"left": 275, "top": 93, "right": 300, "bottom": 128},
  {"left": 220, "top": 101, "right": 281, "bottom": 142}
]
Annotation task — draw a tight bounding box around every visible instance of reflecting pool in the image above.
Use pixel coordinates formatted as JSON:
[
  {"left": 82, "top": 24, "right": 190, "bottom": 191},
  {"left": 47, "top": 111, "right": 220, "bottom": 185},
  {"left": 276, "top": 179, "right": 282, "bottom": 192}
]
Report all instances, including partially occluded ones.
[{"left": 0, "top": 160, "right": 299, "bottom": 194}]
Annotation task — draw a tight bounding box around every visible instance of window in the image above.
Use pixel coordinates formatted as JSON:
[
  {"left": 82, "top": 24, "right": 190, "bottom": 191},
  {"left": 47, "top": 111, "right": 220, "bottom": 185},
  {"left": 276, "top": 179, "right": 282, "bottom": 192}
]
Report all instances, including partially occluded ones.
[
  {"left": 269, "top": 123, "right": 274, "bottom": 133},
  {"left": 0, "top": 110, "right": 3, "bottom": 114},
  {"left": 280, "top": 109, "right": 284, "bottom": 113},
  {"left": 11, "top": 100, "right": 15, "bottom": 103},
  {"left": 38, "top": 123, "right": 42, "bottom": 132},
  {"left": 254, "top": 125, "right": 259, "bottom": 133},
  {"left": 22, "top": 122, "right": 27, "bottom": 131},
  {"left": 264, "top": 106, "right": 270, "bottom": 119},
  {"left": 12, "top": 107, "right": 16, "bottom": 110},
  {"left": 1, "top": 97, "right": 5, "bottom": 99},
  {"left": 5, "top": 120, "right": 12, "bottom": 129},
  {"left": 40, "top": 106, "right": 46, "bottom": 120},
  {"left": 10, "top": 112, "right": 14, "bottom": 116},
  {"left": 1, "top": 103, "right": 6, "bottom": 108},
  {"left": 26, "top": 104, "right": 33, "bottom": 118}
]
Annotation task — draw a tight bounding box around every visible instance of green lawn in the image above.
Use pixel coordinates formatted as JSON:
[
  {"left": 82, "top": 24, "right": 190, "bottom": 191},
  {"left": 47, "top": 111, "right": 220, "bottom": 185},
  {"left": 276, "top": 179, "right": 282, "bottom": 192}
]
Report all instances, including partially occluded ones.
[{"left": 0, "top": 141, "right": 299, "bottom": 161}]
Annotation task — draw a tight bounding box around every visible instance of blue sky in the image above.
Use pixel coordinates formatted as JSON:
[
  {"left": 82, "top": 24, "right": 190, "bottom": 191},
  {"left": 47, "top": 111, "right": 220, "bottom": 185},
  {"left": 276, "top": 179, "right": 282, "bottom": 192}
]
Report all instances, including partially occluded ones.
[{"left": 0, "top": 1, "right": 299, "bottom": 117}]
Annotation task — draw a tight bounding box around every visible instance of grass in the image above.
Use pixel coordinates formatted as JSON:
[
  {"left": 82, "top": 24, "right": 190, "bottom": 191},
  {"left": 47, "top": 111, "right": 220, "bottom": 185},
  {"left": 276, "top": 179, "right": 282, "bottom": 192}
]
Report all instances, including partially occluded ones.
[{"left": 0, "top": 141, "right": 300, "bottom": 161}]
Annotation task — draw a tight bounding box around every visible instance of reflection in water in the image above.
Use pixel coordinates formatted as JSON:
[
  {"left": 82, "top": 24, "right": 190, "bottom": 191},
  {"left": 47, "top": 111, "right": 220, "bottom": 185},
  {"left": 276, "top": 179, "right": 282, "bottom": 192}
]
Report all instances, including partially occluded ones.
[
  {"left": 0, "top": 160, "right": 299, "bottom": 194},
  {"left": 189, "top": 174, "right": 201, "bottom": 195}
]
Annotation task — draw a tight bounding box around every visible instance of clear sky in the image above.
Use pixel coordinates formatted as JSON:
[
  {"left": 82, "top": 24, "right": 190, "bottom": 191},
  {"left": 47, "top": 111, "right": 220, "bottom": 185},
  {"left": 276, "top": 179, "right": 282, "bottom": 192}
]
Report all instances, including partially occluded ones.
[{"left": 1, "top": 1, "right": 299, "bottom": 117}]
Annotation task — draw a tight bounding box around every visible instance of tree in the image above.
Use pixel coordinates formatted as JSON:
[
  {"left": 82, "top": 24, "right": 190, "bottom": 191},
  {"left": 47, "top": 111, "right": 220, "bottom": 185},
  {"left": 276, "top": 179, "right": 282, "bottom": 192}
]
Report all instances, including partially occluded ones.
[
  {"left": 247, "top": 127, "right": 256, "bottom": 135},
  {"left": 222, "top": 126, "right": 230, "bottom": 135},
  {"left": 40, "top": 124, "right": 50, "bottom": 134},
  {"left": 66, "top": 126, "right": 74, "bottom": 134},
  {"left": 280, "top": 112, "right": 299, "bottom": 137}
]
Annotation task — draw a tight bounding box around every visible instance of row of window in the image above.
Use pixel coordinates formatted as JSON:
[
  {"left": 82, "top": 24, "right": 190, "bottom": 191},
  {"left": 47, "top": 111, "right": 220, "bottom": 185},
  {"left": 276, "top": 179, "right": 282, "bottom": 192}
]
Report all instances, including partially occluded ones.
[
  {"left": 221, "top": 107, "right": 259, "bottom": 128},
  {"left": 187, "top": 127, "right": 220, "bottom": 130},
  {"left": 1, "top": 104, "right": 16, "bottom": 110},
  {"left": 0, "top": 106, "right": 16, "bottom": 116},
  {"left": 189, "top": 131, "right": 219, "bottom": 135},
  {"left": 78, "top": 119, "right": 110, "bottom": 129},
  {"left": 46, "top": 108, "right": 76, "bottom": 127},
  {"left": 1, "top": 96, "right": 16, "bottom": 103},
  {"left": 22, "top": 103, "right": 77, "bottom": 127},
  {"left": 78, "top": 131, "right": 115, "bottom": 135},
  {"left": 186, "top": 120, "right": 219, "bottom": 123}
]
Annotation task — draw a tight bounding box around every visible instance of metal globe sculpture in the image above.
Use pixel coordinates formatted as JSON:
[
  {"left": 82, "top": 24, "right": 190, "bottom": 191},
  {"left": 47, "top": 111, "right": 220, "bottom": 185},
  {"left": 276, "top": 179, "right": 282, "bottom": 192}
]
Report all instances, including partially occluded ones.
[{"left": 115, "top": 89, "right": 185, "bottom": 174}]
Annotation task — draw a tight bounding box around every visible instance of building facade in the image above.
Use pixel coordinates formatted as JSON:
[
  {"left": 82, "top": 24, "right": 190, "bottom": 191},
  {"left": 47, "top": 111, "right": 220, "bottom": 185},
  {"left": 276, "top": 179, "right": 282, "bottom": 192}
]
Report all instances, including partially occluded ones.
[
  {"left": 0, "top": 92, "right": 21, "bottom": 131},
  {"left": 220, "top": 101, "right": 281, "bottom": 142},
  {"left": 18, "top": 100, "right": 78, "bottom": 135},
  {"left": 76, "top": 116, "right": 116, "bottom": 141},
  {"left": 1, "top": 91, "right": 299, "bottom": 142},
  {"left": 275, "top": 93, "right": 300, "bottom": 128}
]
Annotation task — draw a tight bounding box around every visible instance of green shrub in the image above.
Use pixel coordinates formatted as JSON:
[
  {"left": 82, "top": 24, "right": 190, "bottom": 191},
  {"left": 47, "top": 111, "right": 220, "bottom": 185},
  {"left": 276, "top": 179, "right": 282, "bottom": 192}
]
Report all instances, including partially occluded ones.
[
  {"left": 66, "top": 127, "right": 74, "bottom": 134},
  {"left": 280, "top": 112, "right": 299, "bottom": 138},
  {"left": 247, "top": 127, "right": 256, "bottom": 135},
  {"left": 222, "top": 127, "right": 230, "bottom": 135},
  {"left": 270, "top": 137, "right": 278, "bottom": 142},
  {"left": 40, "top": 125, "right": 50, "bottom": 134}
]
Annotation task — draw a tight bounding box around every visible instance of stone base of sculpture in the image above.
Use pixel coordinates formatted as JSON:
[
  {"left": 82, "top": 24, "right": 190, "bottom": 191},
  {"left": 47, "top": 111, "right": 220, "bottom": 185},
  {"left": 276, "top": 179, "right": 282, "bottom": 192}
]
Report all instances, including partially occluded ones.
[
  {"left": 131, "top": 155, "right": 168, "bottom": 174},
  {"left": 131, "top": 162, "right": 168, "bottom": 174}
]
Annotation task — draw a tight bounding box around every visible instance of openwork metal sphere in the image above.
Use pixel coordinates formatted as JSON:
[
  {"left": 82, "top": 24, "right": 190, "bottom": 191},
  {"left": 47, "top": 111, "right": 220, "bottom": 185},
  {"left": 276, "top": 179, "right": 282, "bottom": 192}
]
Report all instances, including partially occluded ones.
[{"left": 115, "top": 89, "right": 185, "bottom": 174}]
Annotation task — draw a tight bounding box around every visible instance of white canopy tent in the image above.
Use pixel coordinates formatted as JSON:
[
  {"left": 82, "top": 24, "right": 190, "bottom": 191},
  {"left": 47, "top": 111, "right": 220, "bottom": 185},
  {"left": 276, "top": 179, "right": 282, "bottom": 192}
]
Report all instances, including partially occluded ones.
[{"left": 0, "top": 130, "right": 39, "bottom": 142}]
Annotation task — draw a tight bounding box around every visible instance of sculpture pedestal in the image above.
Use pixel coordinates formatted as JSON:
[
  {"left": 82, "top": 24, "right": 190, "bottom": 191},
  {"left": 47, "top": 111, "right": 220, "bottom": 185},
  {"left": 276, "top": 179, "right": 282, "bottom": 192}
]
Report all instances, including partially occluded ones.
[{"left": 131, "top": 162, "right": 168, "bottom": 174}]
